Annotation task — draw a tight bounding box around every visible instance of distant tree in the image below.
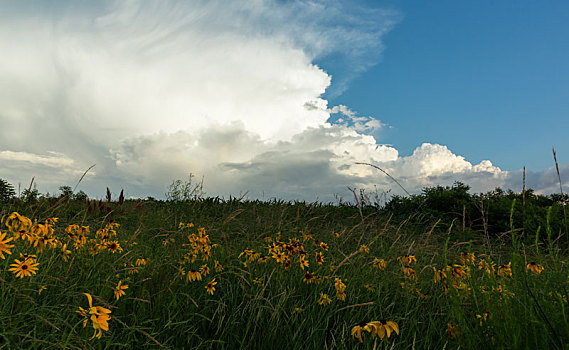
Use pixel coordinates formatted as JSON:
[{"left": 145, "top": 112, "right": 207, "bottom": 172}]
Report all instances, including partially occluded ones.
[
  {"left": 0, "top": 178, "right": 16, "bottom": 203},
  {"left": 59, "top": 185, "right": 73, "bottom": 198},
  {"left": 550, "top": 193, "right": 569, "bottom": 205},
  {"left": 73, "top": 190, "right": 88, "bottom": 201},
  {"left": 21, "top": 188, "right": 40, "bottom": 204}
]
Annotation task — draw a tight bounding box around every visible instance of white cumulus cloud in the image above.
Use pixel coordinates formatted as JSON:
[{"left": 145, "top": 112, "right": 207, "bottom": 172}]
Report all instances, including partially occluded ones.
[{"left": 0, "top": 0, "right": 565, "bottom": 201}]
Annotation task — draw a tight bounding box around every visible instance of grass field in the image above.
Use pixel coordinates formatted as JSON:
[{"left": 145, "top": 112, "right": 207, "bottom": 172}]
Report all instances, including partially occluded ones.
[{"left": 0, "top": 194, "right": 568, "bottom": 349}]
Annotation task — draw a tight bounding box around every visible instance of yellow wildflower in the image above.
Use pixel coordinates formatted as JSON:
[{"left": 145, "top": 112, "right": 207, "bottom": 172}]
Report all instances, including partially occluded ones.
[
  {"left": 402, "top": 266, "right": 417, "bottom": 280},
  {"left": 364, "top": 320, "right": 400, "bottom": 340},
  {"left": 433, "top": 267, "right": 447, "bottom": 283},
  {"left": 497, "top": 262, "right": 512, "bottom": 278},
  {"left": 315, "top": 252, "right": 324, "bottom": 265},
  {"left": 364, "top": 284, "right": 376, "bottom": 292},
  {"left": 303, "top": 271, "right": 316, "bottom": 284},
  {"left": 446, "top": 323, "right": 459, "bottom": 339},
  {"left": 318, "top": 292, "right": 332, "bottom": 306},
  {"left": 351, "top": 322, "right": 366, "bottom": 342},
  {"left": 526, "top": 262, "right": 544, "bottom": 275},
  {"left": 76, "top": 293, "right": 111, "bottom": 339},
  {"left": 199, "top": 264, "right": 210, "bottom": 276},
  {"left": 9, "top": 257, "right": 39, "bottom": 278},
  {"left": 299, "top": 255, "right": 309, "bottom": 270},
  {"left": 0, "top": 231, "right": 15, "bottom": 259},
  {"left": 186, "top": 270, "right": 202, "bottom": 282},
  {"left": 205, "top": 278, "right": 217, "bottom": 295},
  {"left": 61, "top": 243, "right": 72, "bottom": 262},
  {"left": 372, "top": 258, "right": 387, "bottom": 270},
  {"left": 113, "top": 280, "right": 128, "bottom": 300},
  {"left": 214, "top": 260, "right": 223, "bottom": 272},
  {"left": 459, "top": 252, "right": 475, "bottom": 265},
  {"left": 398, "top": 255, "right": 417, "bottom": 265}
]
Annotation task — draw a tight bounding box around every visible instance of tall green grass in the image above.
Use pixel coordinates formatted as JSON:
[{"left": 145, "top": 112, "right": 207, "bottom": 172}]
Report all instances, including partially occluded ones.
[{"left": 0, "top": 195, "right": 568, "bottom": 349}]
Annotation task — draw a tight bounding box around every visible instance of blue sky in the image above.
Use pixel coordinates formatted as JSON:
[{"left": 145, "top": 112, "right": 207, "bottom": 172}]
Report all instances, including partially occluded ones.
[
  {"left": 322, "top": 0, "right": 569, "bottom": 171},
  {"left": 0, "top": 0, "right": 567, "bottom": 200}
]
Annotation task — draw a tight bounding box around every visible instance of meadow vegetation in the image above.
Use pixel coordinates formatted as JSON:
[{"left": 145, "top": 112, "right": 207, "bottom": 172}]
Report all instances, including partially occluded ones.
[{"left": 0, "top": 178, "right": 568, "bottom": 349}]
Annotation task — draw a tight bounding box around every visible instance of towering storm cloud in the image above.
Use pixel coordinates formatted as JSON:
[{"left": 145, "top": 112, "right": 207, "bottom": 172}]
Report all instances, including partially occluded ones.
[{"left": 0, "top": 1, "right": 565, "bottom": 201}]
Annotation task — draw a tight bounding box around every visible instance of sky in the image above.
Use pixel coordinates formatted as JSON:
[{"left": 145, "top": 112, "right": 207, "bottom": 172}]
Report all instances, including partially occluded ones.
[{"left": 0, "top": 0, "right": 567, "bottom": 202}]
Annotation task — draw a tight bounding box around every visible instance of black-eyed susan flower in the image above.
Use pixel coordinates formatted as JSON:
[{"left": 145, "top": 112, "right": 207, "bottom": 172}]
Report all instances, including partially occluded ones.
[
  {"left": 319, "top": 242, "right": 329, "bottom": 251},
  {"left": 4, "top": 212, "right": 32, "bottom": 233},
  {"left": 214, "top": 260, "right": 223, "bottom": 272},
  {"left": 526, "top": 262, "right": 544, "bottom": 275},
  {"left": 199, "top": 264, "right": 210, "bottom": 276},
  {"left": 451, "top": 265, "right": 470, "bottom": 279},
  {"left": 331, "top": 231, "right": 340, "bottom": 238},
  {"left": 351, "top": 322, "right": 367, "bottom": 342},
  {"left": 205, "top": 278, "right": 217, "bottom": 295},
  {"left": 0, "top": 231, "right": 14, "bottom": 259},
  {"left": 476, "top": 313, "right": 489, "bottom": 326},
  {"left": 272, "top": 250, "right": 286, "bottom": 264},
  {"left": 114, "top": 280, "right": 128, "bottom": 300},
  {"left": 335, "top": 278, "right": 347, "bottom": 300},
  {"left": 76, "top": 293, "right": 111, "bottom": 339},
  {"left": 364, "top": 320, "right": 400, "bottom": 340},
  {"left": 19, "top": 253, "right": 37, "bottom": 260},
  {"left": 9, "top": 257, "right": 39, "bottom": 278},
  {"left": 359, "top": 245, "right": 370, "bottom": 254},
  {"left": 318, "top": 292, "right": 332, "bottom": 306},
  {"left": 334, "top": 278, "right": 346, "bottom": 292},
  {"left": 186, "top": 270, "right": 202, "bottom": 282},
  {"left": 299, "top": 255, "right": 309, "bottom": 270},
  {"left": 315, "top": 252, "right": 324, "bottom": 265},
  {"left": 38, "top": 285, "right": 47, "bottom": 295},
  {"left": 433, "top": 267, "right": 447, "bottom": 283},
  {"left": 61, "top": 243, "right": 72, "bottom": 262},
  {"left": 372, "top": 258, "right": 387, "bottom": 270},
  {"left": 105, "top": 241, "right": 123, "bottom": 253},
  {"left": 398, "top": 255, "right": 417, "bottom": 265},
  {"left": 459, "top": 252, "right": 475, "bottom": 265},
  {"left": 478, "top": 259, "right": 495, "bottom": 276},
  {"left": 15, "top": 229, "right": 35, "bottom": 244},
  {"left": 446, "top": 323, "right": 459, "bottom": 339},
  {"left": 497, "top": 262, "right": 512, "bottom": 277},
  {"left": 135, "top": 258, "right": 147, "bottom": 266},
  {"left": 401, "top": 266, "right": 417, "bottom": 280},
  {"left": 364, "top": 284, "right": 376, "bottom": 292},
  {"left": 303, "top": 271, "right": 315, "bottom": 284},
  {"left": 32, "top": 232, "right": 56, "bottom": 252}
]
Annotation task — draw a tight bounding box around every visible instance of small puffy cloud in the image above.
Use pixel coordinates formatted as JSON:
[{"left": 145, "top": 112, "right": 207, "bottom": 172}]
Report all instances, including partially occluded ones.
[
  {"left": 329, "top": 105, "right": 357, "bottom": 118},
  {"left": 328, "top": 104, "right": 385, "bottom": 133}
]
